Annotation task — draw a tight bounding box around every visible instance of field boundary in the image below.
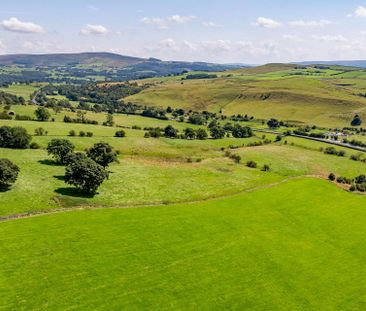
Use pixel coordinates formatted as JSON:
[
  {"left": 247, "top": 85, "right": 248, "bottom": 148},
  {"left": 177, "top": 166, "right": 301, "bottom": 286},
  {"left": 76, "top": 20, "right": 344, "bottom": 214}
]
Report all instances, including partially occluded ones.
[{"left": 0, "top": 175, "right": 325, "bottom": 223}]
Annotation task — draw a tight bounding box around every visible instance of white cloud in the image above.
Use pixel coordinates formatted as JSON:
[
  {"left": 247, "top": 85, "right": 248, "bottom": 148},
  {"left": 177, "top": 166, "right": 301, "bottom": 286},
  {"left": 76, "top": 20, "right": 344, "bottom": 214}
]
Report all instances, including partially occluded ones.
[
  {"left": 253, "top": 17, "right": 281, "bottom": 28},
  {"left": 1, "top": 17, "right": 45, "bottom": 34},
  {"left": 288, "top": 19, "right": 333, "bottom": 27},
  {"left": 354, "top": 6, "right": 366, "bottom": 17},
  {"left": 87, "top": 5, "right": 99, "bottom": 11},
  {"left": 202, "top": 21, "right": 223, "bottom": 27},
  {"left": 159, "top": 38, "right": 180, "bottom": 51},
  {"left": 140, "top": 14, "right": 196, "bottom": 29},
  {"left": 282, "top": 34, "right": 302, "bottom": 42},
  {"left": 201, "top": 40, "right": 231, "bottom": 51},
  {"left": 80, "top": 24, "right": 108, "bottom": 35},
  {"left": 311, "top": 35, "right": 347, "bottom": 42}
]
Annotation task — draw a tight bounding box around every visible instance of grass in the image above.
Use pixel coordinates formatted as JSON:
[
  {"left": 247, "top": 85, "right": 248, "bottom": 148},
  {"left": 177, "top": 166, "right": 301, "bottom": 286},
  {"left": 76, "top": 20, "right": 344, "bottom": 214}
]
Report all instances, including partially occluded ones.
[
  {"left": 127, "top": 66, "right": 366, "bottom": 128},
  {"left": 0, "top": 83, "right": 39, "bottom": 99},
  {"left": 1, "top": 178, "right": 366, "bottom": 310}
]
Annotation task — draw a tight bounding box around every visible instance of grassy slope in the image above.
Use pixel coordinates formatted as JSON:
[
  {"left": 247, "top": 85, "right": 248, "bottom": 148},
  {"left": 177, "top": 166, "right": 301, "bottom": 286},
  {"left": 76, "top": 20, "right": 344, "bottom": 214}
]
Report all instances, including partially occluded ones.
[
  {"left": 1, "top": 178, "right": 366, "bottom": 310},
  {"left": 127, "top": 65, "right": 366, "bottom": 127}
]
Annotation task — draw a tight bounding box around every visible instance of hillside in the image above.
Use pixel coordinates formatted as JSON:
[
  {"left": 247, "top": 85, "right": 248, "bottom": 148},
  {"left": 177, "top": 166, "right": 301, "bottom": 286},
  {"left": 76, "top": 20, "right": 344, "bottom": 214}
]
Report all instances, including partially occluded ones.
[
  {"left": 0, "top": 52, "right": 245, "bottom": 84},
  {"left": 127, "top": 63, "right": 366, "bottom": 127},
  {"left": 295, "top": 60, "right": 366, "bottom": 68},
  {"left": 0, "top": 52, "right": 144, "bottom": 68}
]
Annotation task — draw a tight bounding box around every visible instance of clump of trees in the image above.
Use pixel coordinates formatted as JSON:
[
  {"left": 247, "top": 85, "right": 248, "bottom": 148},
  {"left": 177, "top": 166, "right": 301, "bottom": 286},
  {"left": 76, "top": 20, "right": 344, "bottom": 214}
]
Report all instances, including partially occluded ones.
[
  {"left": 0, "top": 126, "right": 31, "bottom": 149},
  {"left": 328, "top": 173, "right": 366, "bottom": 192},
  {"left": 34, "top": 106, "right": 51, "bottom": 121},
  {"left": 267, "top": 118, "right": 280, "bottom": 129},
  {"left": 0, "top": 158, "right": 19, "bottom": 189},
  {"left": 323, "top": 147, "right": 346, "bottom": 157}
]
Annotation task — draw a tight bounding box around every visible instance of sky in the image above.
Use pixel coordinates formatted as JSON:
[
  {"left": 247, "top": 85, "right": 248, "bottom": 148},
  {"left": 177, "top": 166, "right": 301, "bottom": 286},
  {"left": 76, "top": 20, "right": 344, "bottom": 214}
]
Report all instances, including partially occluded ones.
[{"left": 1, "top": 0, "right": 366, "bottom": 64}]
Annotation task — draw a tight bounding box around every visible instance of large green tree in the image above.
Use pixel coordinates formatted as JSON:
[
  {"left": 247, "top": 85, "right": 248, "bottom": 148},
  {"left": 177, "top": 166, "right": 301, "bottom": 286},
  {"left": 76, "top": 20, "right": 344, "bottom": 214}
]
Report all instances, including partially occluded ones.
[
  {"left": 86, "top": 142, "right": 117, "bottom": 168},
  {"left": 47, "top": 139, "right": 75, "bottom": 164},
  {"left": 65, "top": 157, "right": 108, "bottom": 194},
  {"left": 0, "top": 158, "right": 19, "bottom": 189}
]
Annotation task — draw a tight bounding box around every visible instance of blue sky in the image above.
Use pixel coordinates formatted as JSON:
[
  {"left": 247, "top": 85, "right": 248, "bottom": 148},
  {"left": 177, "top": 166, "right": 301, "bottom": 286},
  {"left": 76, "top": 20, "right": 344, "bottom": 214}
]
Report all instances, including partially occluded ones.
[{"left": 1, "top": 0, "right": 366, "bottom": 63}]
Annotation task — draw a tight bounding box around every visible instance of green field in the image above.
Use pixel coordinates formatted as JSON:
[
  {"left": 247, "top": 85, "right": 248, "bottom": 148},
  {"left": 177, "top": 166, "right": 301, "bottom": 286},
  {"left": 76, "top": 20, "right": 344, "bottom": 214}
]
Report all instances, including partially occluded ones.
[
  {"left": 1, "top": 70, "right": 366, "bottom": 310},
  {"left": 1, "top": 178, "right": 366, "bottom": 310}
]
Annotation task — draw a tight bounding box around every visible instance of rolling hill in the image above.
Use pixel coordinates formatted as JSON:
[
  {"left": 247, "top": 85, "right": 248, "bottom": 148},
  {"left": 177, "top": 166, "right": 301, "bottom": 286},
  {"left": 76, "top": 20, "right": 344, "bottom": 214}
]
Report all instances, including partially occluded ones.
[{"left": 127, "top": 63, "right": 366, "bottom": 127}]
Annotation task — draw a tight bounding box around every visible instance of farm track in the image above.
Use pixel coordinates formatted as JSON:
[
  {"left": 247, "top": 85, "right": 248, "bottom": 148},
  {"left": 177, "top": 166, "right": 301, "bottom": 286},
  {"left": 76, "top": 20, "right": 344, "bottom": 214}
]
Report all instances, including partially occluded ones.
[{"left": 0, "top": 175, "right": 323, "bottom": 223}]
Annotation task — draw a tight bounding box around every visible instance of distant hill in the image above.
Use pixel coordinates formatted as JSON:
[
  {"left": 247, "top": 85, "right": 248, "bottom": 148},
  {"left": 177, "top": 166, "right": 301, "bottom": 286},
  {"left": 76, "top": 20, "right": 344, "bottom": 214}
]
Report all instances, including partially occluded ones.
[
  {"left": 0, "top": 52, "right": 144, "bottom": 68},
  {"left": 0, "top": 52, "right": 246, "bottom": 83},
  {"left": 293, "top": 60, "right": 366, "bottom": 69}
]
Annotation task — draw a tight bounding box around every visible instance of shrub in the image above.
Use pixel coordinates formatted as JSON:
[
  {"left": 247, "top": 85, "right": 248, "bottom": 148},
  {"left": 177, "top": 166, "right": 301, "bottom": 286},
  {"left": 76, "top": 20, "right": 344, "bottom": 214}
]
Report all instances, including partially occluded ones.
[
  {"left": 86, "top": 142, "right": 117, "bottom": 167},
  {"left": 29, "top": 142, "right": 41, "bottom": 149},
  {"left": 34, "top": 127, "right": 48, "bottom": 136},
  {"left": 262, "top": 164, "right": 270, "bottom": 172},
  {"left": 267, "top": 118, "right": 280, "bottom": 129},
  {"left": 86, "top": 132, "right": 93, "bottom": 137},
  {"left": 69, "top": 130, "right": 76, "bottom": 137},
  {"left": 115, "top": 130, "right": 126, "bottom": 138},
  {"left": 79, "top": 131, "right": 86, "bottom": 137},
  {"left": 232, "top": 124, "right": 253, "bottom": 138},
  {"left": 183, "top": 127, "right": 196, "bottom": 139},
  {"left": 246, "top": 160, "right": 257, "bottom": 168},
  {"left": 164, "top": 125, "right": 178, "bottom": 138},
  {"left": 47, "top": 139, "right": 75, "bottom": 164},
  {"left": 65, "top": 157, "right": 108, "bottom": 194},
  {"left": 328, "top": 173, "right": 336, "bottom": 181},
  {"left": 196, "top": 128, "right": 208, "bottom": 140},
  {"left": 210, "top": 126, "right": 225, "bottom": 139},
  {"left": 351, "top": 114, "right": 362, "bottom": 127},
  {"left": 0, "top": 158, "right": 19, "bottom": 188}
]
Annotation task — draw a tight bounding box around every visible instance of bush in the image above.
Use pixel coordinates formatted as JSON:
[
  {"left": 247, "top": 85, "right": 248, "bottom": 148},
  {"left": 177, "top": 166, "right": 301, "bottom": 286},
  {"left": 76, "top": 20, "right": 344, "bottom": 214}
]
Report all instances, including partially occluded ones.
[
  {"left": 164, "top": 125, "right": 178, "bottom": 138},
  {"left": 246, "top": 160, "right": 257, "bottom": 168},
  {"left": 328, "top": 173, "right": 336, "bottom": 181},
  {"left": 183, "top": 127, "right": 196, "bottom": 139},
  {"left": 262, "top": 164, "right": 270, "bottom": 172},
  {"left": 210, "top": 126, "right": 225, "bottom": 139},
  {"left": 232, "top": 124, "right": 253, "bottom": 138},
  {"left": 267, "top": 118, "right": 280, "bottom": 129},
  {"left": 86, "top": 132, "right": 93, "bottom": 137},
  {"left": 351, "top": 114, "right": 362, "bottom": 127},
  {"left": 47, "top": 139, "right": 75, "bottom": 164},
  {"left": 0, "top": 126, "right": 31, "bottom": 149},
  {"left": 79, "top": 131, "right": 86, "bottom": 137},
  {"left": 65, "top": 157, "right": 108, "bottom": 194},
  {"left": 144, "top": 128, "right": 162, "bottom": 138},
  {"left": 196, "top": 128, "right": 208, "bottom": 140},
  {"left": 0, "top": 158, "right": 19, "bottom": 188},
  {"left": 69, "top": 130, "right": 76, "bottom": 136},
  {"left": 30, "top": 142, "right": 41, "bottom": 149},
  {"left": 34, "top": 127, "right": 48, "bottom": 136},
  {"left": 86, "top": 142, "right": 117, "bottom": 167},
  {"left": 115, "top": 130, "right": 126, "bottom": 138}
]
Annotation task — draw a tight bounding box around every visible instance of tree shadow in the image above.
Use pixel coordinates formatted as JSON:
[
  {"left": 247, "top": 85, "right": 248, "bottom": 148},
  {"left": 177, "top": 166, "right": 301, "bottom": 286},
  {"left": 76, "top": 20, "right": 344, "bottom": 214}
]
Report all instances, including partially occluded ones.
[
  {"left": 54, "top": 187, "right": 95, "bottom": 198},
  {"left": 53, "top": 175, "right": 65, "bottom": 181},
  {"left": 0, "top": 185, "right": 11, "bottom": 193},
  {"left": 38, "top": 159, "right": 63, "bottom": 166}
]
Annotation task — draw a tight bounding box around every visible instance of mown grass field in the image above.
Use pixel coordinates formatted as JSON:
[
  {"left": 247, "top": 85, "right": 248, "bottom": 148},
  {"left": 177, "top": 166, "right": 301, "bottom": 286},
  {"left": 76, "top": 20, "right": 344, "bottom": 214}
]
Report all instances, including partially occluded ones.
[
  {"left": 128, "top": 64, "right": 366, "bottom": 127},
  {"left": 1, "top": 178, "right": 366, "bottom": 310}
]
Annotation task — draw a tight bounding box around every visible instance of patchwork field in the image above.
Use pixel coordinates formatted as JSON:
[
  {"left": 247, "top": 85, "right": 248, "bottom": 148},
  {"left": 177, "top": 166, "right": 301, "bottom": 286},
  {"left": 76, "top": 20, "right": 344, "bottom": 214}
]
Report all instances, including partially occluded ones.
[{"left": 1, "top": 64, "right": 366, "bottom": 310}]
